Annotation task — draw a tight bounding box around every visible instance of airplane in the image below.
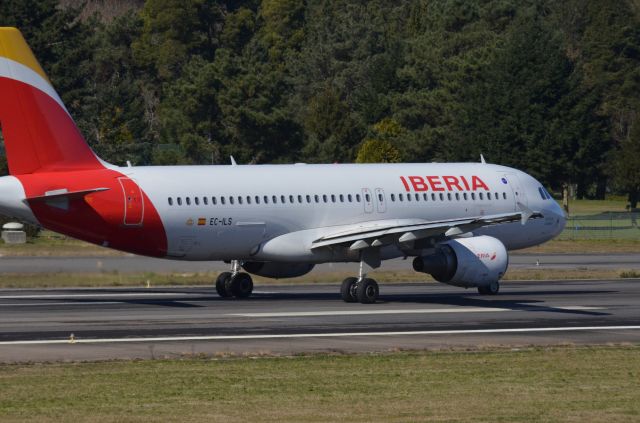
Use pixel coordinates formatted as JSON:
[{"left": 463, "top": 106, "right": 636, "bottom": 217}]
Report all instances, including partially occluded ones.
[{"left": 0, "top": 27, "right": 566, "bottom": 304}]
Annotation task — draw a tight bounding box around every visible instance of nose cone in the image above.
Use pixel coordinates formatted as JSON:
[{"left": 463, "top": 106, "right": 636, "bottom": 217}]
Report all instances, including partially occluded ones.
[{"left": 546, "top": 199, "right": 566, "bottom": 238}]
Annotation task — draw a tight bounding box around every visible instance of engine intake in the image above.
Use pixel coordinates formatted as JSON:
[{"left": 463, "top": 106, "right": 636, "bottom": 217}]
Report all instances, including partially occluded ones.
[
  {"left": 242, "top": 262, "right": 315, "bottom": 279},
  {"left": 413, "top": 235, "right": 508, "bottom": 288}
]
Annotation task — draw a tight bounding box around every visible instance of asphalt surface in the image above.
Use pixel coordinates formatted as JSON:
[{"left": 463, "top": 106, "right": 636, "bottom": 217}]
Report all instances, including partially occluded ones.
[
  {"left": 1, "top": 253, "right": 639, "bottom": 273},
  {"left": 0, "top": 279, "right": 639, "bottom": 362}
]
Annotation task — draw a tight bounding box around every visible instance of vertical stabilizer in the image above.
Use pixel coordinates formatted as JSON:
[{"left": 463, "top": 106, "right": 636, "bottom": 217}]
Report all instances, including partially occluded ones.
[{"left": 0, "top": 27, "right": 102, "bottom": 175}]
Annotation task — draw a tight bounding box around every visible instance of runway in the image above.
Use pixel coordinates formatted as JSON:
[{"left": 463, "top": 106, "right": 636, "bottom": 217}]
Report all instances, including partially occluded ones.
[
  {"left": 1, "top": 253, "right": 639, "bottom": 273},
  {"left": 1, "top": 279, "right": 639, "bottom": 362}
]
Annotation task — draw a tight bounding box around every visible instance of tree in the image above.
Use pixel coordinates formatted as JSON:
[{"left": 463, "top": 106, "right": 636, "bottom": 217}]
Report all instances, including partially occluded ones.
[{"left": 610, "top": 120, "right": 640, "bottom": 209}]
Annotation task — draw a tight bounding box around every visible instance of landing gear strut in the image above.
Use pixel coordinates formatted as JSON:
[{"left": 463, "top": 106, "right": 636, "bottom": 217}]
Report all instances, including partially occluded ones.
[
  {"left": 340, "top": 257, "right": 379, "bottom": 304},
  {"left": 215, "top": 260, "right": 254, "bottom": 299}
]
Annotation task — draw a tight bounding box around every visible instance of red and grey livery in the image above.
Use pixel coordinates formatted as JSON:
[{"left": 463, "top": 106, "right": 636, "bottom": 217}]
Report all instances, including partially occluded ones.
[{"left": 0, "top": 28, "right": 566, "bottom": 303}]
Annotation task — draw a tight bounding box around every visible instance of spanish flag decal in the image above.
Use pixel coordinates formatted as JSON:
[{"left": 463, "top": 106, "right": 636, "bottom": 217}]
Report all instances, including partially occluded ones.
[{"left": 197, "top": 218, "right": 206, "bottom": 226}]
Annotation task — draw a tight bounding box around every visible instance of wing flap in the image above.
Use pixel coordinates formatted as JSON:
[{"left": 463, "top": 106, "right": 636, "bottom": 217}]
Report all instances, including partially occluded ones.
[{"left": 311, "top": 210, "right": 542, "bottom": 250}]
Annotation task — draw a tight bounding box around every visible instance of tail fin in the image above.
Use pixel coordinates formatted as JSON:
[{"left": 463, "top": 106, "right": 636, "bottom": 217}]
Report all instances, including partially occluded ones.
[{"left": 0, "top": 27, "right": 103, "bottom": 175}]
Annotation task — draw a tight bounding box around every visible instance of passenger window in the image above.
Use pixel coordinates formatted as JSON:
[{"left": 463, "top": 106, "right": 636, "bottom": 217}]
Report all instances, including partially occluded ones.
[
  {"left": 306, "top": 195, "right": 311, "bottom": 203},
  {"left": 315, "top": 195, "right": 319, "bottom": 203},
  {"left": 331, "top": 194, "right": 336, "bottom": 203},
  {"left": 356, "top": 194, "right": 361, "bottom": 202},
  {"left": 322, "top": 195, "right": 327, "bottom": 203},
  {"left": 168, "top": 197, "right": 173, "bottom": 206},
  {"left": 203, "top": 197, "right": 208, "bottom": 205},
  {"left": 455, "top": 193, "right": 460, "bottom": 201},
  {"left": 423, "top": 193, "right": 428, "bottom": 201},
  {"left": 391, "top": 194, "right": 396, "bottom": 202},
  {"left": 365, "top": 193, "right": 370, "bottom": 202},
  {"left": 272, "top": 195, "right": 278, "bottom": 204},
  {"left": 503, "top": 192, "right": 507, "bottom": 200},
  {"left": 439, "top": 193, "right": 444, "bottom": 201},
  {"left": 415, "top": 193, "right": 419, "bottom": 201},
  {"left": 195, "top": 197, "right": 199, "bottom": 205},
  {"left": 238, "top": 196, "right": 243, "bottom": 205},
  {"left": 431, "top": 193, "right": 436, "bottom": 201},
  {"left": 379, "top": 194, "right": 384, "bottom": 202},
  {"left": 264, "top": 195, "right": 269, "bottom": 204},
  {"left": 447, "top": 193, "right": 452, "bottom": 201},
  {"left": 479, "top": 193, "right": 484, "bottom": 200},
  {"left": 399, "top": 193, "right": 404, "bottom": 201},
  {"left": 229, "top": 197, "right": 234, "bottom": 205},
  {"left": 348, "top": 194, "right": 353, "bottom": 202},
  {"left": 407, "top": 194, "right": 411, "bottom": 202},
  {"left": 281, "top": 195, "right": 286, "bottom": 203},
  {"left": 339, "top": 194, "right": 344, "bottom": 202},
  {"left": 246, "top": 196, "right": 251, "bottom": 204},
  {"left": 255, "top": 196, "right": 260, "bottom": 204},
  {"left": 186, "top": 197, "right": 191, "bottom": 206},
  {"left": 290, "top": 195, "right": 294, "bottom": 203},
  {"left": 177, "top": 197, "right": 182, "bottom": 205},
  {"left": 221, "top": 197, "right": 226, "bottom": 205},
  {"left": 471, "top": 193, "right": 475, "bottom": 200},
  {"left": 212, "top": 197, "right": 217, "bottom": 205}
]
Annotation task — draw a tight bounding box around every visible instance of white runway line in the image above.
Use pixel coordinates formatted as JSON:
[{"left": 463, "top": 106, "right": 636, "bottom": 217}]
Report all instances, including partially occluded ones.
[
  {"left": 232, "top": 306, "right": 604, "bottom": 318},
  {"left": 1, "top": 325, "right": 637, "bottom": 346},
  {"left": 0, "top": 302, "right": 122, "bottom": 307},
  {"left": 233, "top": 308, "right": 511, "bottom": 317},
  {"left": 0, "top": 293, "right": 192, "bottom": 299}
]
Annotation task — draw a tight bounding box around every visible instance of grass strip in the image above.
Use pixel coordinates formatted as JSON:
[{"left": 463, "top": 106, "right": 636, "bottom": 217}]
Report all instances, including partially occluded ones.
[{"left": 0, "top": 346, "right": 638, "bottom": 422}]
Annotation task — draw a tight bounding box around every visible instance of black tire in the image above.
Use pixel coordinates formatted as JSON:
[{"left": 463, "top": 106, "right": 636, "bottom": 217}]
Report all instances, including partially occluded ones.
[
  {"left": 356, "top": 278, "right": 379, "bottom": 304},
  {"left": 340, "top": 277, "right": 358, "bottom": 302},
  {"left": 216, "top": 272, "right": 233, "bottom": 298},
  {"left": 478, "top": 280, "right": 499, "bottom": 295},
  {"left": 228, "top": 272, "right": 254, "bottom": 298}
]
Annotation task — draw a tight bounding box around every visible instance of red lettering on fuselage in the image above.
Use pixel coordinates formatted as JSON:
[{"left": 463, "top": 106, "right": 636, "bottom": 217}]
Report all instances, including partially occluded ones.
[
  {"left": 408, "top": 176, "right": 428, "bottom": 192},
  {"left": 426, "top": 175, "right": 444, "bottom": 191},
  {"left": 471, "top": 175, "right": 489, "bottom": 191},
  {"left": 399, "top": 175, "right": 490, "bottom": 192},
  {"left": 399, "top": 176, "right": 410, "bottom": 192},
  {"left": 442, "top": 176, "right": 463, "bottom": 191}
]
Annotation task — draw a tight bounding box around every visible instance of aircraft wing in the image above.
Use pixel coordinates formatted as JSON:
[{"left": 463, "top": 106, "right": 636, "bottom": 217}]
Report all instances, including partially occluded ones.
[{"left": 311, "top": 204, "right": 542, "bottom": 250}]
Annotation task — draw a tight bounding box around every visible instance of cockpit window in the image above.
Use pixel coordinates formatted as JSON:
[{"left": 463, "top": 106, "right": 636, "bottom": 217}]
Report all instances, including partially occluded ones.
[{"left": 538, "top": 187, "right": 553, "bottom": 200}]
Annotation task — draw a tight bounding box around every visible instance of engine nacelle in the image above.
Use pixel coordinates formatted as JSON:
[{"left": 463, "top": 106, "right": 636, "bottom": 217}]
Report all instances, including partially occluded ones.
[
  {"left": 413, "top": 235, "right": 508, "bottom": 288},
  {"left": 242, "top": 262, "right": 315, "bottom": 279}
]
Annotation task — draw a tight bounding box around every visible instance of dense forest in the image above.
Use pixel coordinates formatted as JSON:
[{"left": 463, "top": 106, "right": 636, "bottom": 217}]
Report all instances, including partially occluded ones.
[{"left": 1, "top": 0, "right": 639, "bottom": 206}]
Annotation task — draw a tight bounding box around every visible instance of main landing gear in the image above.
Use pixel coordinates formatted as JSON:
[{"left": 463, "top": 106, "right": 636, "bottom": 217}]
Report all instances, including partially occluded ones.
[
  {"left": 340, "top": 258, "right": 379, "bottom": 304},
  {"left": 477, "top": 280, "right": 500, "bottom": 295},
  {"left": 215, "top": 260, "right": 254, "bottom": 299}
]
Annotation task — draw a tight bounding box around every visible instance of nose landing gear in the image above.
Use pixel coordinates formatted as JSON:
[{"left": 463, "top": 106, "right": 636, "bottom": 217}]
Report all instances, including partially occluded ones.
[{"left": 215, "top": 260, "right": 254, "bottom": 299}]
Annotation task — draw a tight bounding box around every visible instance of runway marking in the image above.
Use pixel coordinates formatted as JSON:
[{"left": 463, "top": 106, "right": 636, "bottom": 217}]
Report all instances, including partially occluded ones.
[
  {"left": 0, "top": 293, "right": 194, "bottom": 299},
  {"left": 1, "top": 325, "right": 637, "bottom": 346},
  {"left": 232, "top": 308, "right": 511, "bottom": 317},
  {"left": 0, "top": 302, "right": 123, "bottom": 307},
  {"left": 232, "top": 306, "right": 604, "bottom": 318}
]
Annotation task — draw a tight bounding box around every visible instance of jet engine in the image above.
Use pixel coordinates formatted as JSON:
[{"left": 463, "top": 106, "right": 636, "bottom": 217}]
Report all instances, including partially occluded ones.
[
  {"left": 412, "top": 235, "right": 508, "bottom": 288},
  {"left": 242, "top": 262, "right": 315, "bottom": 279}
]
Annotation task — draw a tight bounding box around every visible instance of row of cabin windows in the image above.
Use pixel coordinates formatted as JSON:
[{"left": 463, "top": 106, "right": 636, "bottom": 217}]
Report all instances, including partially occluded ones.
[
  {"left": 168, "top": 193, "right": 365, "bottom": 207},
  {"left": 167, "top": 191, "right": 509, "bottom": 207},
  {"left": 390, "top": 191, "right": 508, "bottom": 202}
]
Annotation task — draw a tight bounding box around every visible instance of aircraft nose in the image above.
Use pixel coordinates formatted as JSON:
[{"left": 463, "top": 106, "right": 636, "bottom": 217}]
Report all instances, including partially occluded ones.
[{"left": 547, "top": 200, "right": 567, "bottom": 236}]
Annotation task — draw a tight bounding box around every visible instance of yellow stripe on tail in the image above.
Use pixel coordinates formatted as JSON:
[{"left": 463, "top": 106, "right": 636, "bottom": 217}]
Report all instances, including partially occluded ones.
[{"left": 0, "top": 27, "right": 51, "bottom": 84}]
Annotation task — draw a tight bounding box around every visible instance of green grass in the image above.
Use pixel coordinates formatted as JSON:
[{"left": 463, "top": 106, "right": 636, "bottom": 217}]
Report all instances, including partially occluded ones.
[
  {"left": 567, "top": 198, "right": 630, "bottom": 215},
  {"left": 0, "top": 346, "right": 638, "bottom": 422}
]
